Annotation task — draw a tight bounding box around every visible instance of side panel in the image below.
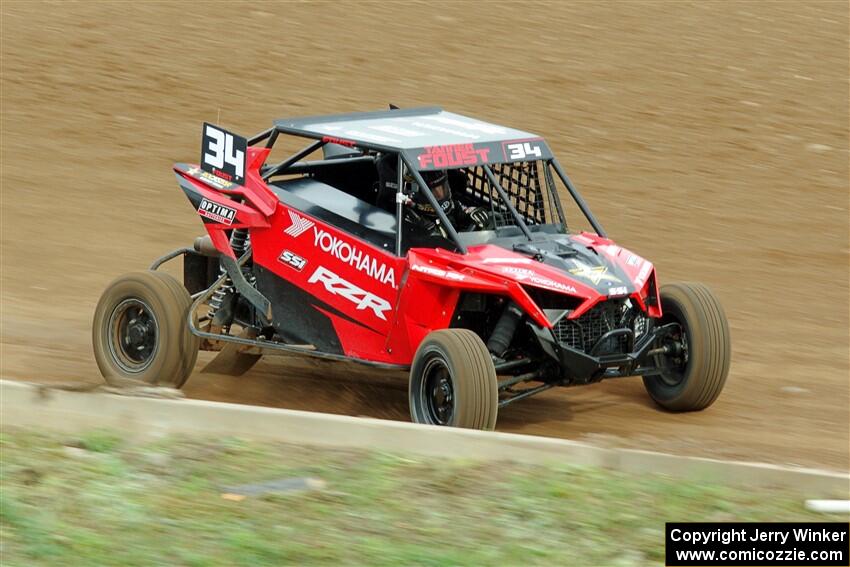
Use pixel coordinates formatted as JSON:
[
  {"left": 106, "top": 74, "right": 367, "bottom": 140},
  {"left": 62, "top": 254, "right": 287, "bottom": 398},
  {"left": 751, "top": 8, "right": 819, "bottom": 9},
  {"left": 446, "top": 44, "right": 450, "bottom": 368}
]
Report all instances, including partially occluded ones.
[
  {"left": 251, "top": 203, "right": 405, "bottom": 363},
  {"left": 385, "top": 274, "right": 462, "bottom": 363},
  {"left": 385, "top": 249, "right": 542, "bottom": 363},
  {"left": 176, "top": 174, "right": 270, "bottom": 259},
  {"left": 253, "top": 263, "right": 345, "bottom": 353}
]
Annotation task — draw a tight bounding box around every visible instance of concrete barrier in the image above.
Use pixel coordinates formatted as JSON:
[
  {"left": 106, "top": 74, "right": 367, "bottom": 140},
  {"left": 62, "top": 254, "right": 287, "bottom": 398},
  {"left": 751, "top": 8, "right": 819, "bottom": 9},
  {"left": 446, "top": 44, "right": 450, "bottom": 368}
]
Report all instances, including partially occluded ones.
[{"left": 2, "top": 379, "right": 847, "bottom": 496}]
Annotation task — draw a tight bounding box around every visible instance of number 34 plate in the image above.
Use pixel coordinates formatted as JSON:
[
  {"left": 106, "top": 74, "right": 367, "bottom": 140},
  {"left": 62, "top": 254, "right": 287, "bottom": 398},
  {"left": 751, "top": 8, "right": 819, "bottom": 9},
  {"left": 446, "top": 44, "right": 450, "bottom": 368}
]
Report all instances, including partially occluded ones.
[{"left": 201, "top": 123, "right": 247, "bottom": 185}]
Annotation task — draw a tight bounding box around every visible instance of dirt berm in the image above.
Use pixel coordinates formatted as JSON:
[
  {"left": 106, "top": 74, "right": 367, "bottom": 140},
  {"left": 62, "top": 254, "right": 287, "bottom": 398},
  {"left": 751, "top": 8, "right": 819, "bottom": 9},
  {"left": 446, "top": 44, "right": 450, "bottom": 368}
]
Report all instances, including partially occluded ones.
[{"left": 1, "top": 2, "right": 847, "bottom": 470}]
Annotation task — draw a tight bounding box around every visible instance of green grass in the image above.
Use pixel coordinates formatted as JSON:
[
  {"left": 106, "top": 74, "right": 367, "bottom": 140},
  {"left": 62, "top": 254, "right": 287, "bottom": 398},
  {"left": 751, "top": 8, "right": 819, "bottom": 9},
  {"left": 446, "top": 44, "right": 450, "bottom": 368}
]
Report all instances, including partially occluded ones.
[{"left": 0, "top": 429, "right": 843, "bottom": 566}]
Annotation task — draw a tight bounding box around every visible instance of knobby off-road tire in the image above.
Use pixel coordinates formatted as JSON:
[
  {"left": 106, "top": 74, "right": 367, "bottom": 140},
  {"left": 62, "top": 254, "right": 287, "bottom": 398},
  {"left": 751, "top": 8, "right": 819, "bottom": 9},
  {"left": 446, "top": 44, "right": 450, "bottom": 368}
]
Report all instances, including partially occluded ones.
[
  {"left": 643, "top": 282, "right": 731, "bottom": 411},
  {"left": 93, "top": 271, "right": 199, "bottom": 388},
  {"left": 409, "top": 329, "right": 498, "bottom": 430}
]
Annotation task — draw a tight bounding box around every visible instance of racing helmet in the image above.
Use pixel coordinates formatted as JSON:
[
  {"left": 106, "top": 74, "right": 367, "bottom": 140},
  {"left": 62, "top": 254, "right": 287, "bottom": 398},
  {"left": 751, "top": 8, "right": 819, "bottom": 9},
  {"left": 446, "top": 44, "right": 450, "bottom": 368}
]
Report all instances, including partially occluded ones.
[{"left": 406, "top": 170, "right": 454, "bottom": 216}]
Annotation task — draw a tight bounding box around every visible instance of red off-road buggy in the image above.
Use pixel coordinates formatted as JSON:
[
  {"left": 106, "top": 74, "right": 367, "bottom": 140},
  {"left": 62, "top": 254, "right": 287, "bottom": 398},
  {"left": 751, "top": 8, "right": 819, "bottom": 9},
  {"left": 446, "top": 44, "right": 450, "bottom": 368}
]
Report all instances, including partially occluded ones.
[{"left": 93, "top": 107, "right": 731, "bottom": 430}]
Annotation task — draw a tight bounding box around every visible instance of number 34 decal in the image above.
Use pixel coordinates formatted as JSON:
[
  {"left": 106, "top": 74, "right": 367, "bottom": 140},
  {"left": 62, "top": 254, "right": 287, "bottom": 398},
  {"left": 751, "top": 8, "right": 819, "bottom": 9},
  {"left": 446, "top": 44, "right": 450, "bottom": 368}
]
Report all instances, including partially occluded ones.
[
  {"left": 201, "top": 123, "right": 247, "bottom": 185},
  {"left": 505, "top": 141, "right": 543, "bottom": 160}
]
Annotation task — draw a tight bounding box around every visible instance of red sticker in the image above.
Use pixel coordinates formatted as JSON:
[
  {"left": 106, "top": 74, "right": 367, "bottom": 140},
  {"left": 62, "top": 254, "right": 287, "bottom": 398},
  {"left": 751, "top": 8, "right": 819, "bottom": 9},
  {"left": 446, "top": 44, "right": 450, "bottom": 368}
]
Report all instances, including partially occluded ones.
[{"left": 417, "top": 144, "right": 490, "bottom": 169}]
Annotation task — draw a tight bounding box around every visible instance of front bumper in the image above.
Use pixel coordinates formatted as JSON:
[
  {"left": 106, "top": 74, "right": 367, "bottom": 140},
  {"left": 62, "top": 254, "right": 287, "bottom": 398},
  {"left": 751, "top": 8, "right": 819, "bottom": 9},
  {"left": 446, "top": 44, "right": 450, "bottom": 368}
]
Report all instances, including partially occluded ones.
[{"left": 532, "top": 321, "right": 677, "bottom": 384}]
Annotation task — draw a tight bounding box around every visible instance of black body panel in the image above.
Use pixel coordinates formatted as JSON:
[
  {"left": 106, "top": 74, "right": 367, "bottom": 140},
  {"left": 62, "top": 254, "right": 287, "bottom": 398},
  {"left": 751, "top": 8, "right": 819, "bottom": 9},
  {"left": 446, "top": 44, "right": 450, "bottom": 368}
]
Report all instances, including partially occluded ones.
[
  {"left": 254, "top": 263, "right": 345, "bottom": 354},
  {"left": 269, "top": 178, "right": 396, "bottom": 250},
  {"left": 183, "top": 251, "right": 218, "bottom": 295},
  {"left": 255, "top": 262, "right": 391, "bottom": 354}
]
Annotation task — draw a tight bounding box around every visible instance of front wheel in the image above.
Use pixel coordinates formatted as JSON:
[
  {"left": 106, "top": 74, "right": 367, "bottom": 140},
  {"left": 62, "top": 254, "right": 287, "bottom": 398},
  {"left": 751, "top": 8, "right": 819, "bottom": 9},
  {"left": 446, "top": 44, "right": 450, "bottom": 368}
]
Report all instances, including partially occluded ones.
[
  {"left": 92, "top": 271, "right": 199, "bottom": 388},
  {"left": 643, "top": 282, "right": 731, "bottom": 411},
  {"left": 409, "top": 329, "right": 498, "bottom": 430}
]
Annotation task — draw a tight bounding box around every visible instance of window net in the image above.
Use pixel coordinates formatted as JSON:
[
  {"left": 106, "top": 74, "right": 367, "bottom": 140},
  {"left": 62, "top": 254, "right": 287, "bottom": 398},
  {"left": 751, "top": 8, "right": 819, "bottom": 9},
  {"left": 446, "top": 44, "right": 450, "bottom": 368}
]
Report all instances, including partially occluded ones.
[{"left": 461, "top": 161, "right": 565, "bottom": 230}]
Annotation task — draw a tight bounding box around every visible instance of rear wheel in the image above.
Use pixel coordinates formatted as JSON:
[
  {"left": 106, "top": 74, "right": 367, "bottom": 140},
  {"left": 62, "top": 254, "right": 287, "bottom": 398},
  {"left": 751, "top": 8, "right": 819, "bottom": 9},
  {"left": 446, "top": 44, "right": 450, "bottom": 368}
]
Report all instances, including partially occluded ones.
[
  {"left": 409, "top": 329, "right": 498, "bottom": 430},
  {"left": 643, "top": 282, "right": 731, "bottom": 411},
  {"left": 93, "top": 271, "right": 199, "bottom": 388}
]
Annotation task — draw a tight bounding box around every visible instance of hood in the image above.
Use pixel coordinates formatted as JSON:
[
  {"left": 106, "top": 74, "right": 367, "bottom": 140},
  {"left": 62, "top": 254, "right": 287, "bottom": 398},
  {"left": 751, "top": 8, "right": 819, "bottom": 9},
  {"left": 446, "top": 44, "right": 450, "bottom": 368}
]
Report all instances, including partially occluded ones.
[
  {"left": 407, "top": 231, "right": 661, "bottom": 324},
  {"left": 442, "top": 231, "right": 657, "bottom": 316}
]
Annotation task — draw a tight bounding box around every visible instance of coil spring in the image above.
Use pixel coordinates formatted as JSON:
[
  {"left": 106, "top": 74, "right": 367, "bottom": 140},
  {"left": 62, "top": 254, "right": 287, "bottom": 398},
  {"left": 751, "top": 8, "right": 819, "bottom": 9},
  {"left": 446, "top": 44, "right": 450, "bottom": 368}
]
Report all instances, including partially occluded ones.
[
  {"left": 230, "top": 229, "right": 250, "bottom": 257},
  {"left": 207, "top": 229, "right": 250, "bottom": 322}
]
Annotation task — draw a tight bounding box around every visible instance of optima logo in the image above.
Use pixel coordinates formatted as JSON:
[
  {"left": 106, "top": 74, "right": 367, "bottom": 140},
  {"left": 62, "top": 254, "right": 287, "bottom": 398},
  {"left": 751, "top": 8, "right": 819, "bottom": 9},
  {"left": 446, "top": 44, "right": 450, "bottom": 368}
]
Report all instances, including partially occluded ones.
[
  {"left": 197, "top": 198, "right": 236, "bottom": 225},
  {"left": 313, "top": 228, "right": 396, "bottom": 289}
]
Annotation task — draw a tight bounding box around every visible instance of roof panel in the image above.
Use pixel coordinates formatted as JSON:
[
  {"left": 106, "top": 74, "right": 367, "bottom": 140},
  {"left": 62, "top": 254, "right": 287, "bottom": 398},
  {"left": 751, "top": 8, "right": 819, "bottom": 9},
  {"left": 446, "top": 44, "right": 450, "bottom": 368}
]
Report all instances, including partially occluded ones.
[{"left": 274, "top": 107, "right": 541, "bottom": 150}]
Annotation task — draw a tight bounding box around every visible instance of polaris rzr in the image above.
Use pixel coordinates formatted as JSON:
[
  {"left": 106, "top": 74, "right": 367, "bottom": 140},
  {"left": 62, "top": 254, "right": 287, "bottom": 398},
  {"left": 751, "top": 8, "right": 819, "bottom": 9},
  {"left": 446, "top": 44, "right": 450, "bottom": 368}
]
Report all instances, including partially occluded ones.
[{"left": 93, "top": 107, "right": 731, "bottom": 430}]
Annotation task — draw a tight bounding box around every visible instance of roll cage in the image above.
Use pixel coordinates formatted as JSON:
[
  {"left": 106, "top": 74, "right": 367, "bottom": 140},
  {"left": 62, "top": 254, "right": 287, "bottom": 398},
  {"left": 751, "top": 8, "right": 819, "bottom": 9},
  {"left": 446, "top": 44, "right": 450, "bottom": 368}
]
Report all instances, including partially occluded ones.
[{"left": 248, "top": 108, "right": 606, "bottom": 256}]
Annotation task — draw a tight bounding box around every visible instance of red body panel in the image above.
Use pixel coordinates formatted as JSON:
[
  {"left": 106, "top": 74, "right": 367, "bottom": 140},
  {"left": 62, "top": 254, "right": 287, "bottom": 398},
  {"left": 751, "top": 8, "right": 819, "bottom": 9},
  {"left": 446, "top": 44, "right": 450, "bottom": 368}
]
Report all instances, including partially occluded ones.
[{"left": 252, "top": 204, "right": 404, "bottom": 363}]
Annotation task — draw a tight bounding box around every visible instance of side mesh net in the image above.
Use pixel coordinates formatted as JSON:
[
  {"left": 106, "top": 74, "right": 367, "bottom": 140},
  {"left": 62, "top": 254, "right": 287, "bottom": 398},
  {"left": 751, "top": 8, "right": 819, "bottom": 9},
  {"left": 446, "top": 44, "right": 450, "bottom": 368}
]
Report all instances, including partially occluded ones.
[{"left": 462, "top": 161, "right": 565, "bottom": 230}]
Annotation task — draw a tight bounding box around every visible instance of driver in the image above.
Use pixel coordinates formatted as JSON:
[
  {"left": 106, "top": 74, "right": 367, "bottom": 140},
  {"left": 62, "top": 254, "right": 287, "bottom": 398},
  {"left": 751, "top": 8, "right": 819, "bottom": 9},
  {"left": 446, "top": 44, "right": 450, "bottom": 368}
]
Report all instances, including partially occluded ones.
[{"left": 404, "top": 170, "right": 492, "bottom": 237}]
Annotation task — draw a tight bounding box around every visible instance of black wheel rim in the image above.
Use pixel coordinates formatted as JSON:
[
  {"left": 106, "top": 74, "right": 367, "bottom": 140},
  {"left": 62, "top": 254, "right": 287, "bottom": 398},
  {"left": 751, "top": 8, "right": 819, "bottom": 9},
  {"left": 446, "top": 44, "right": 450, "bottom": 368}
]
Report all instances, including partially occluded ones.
[
  {"left": 421, "top": 356, "right": 454, "bottom": 425},
  {"left": 656, "top": 322, "right": 689, "bottom": 386},
  {"left": 107, "top": 298, "right": 159, "bottom": 373}
]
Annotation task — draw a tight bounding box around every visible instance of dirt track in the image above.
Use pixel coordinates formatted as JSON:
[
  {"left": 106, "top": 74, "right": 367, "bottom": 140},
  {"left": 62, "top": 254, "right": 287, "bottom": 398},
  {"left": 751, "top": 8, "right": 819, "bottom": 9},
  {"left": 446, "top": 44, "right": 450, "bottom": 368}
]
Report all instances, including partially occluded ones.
[{"left": 1, "top": 2, "right": 848, "bottom": 470}]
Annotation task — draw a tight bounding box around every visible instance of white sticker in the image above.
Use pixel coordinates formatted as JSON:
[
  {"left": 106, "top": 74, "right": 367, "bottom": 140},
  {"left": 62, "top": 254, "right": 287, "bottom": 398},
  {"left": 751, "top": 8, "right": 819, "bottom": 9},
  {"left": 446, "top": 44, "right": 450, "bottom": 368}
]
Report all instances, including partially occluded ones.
[
  {"left": 283, "top": 210, "right": 315, "bottom": 238},
  {"left": 308, "top": 266, "right": 391, "bottom": 320},
  {"left": 314, "top": 229, "right": 396, "bottom": 289}
]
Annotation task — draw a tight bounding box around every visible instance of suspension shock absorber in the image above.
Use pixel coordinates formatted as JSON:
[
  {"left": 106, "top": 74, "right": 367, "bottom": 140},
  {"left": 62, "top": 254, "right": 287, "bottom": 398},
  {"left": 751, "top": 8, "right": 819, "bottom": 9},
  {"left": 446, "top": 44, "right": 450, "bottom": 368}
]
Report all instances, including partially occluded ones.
[
  {"left": 207, "top": 228, "right": 250, "bottom": 324},
  {"left": 229, "top": 228, "right": 250, "bottom": 257},
  {"left": 231, "top": 229, "right": 257, "bottom": 289},
  {"left": 487, "top": 301, "right": 523, "bottom": 358}
]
